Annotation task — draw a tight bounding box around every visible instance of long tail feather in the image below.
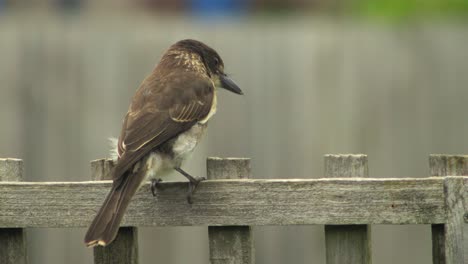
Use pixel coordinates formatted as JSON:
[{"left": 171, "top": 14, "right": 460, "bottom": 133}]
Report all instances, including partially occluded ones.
[{"left": 84, "top": 164, "right": 147, "bottom": 247}]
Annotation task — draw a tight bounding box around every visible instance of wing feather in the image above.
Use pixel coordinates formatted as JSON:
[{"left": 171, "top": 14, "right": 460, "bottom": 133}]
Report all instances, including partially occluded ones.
[{"left": 112, "top": 71, "right": 214, "bottom": 184}]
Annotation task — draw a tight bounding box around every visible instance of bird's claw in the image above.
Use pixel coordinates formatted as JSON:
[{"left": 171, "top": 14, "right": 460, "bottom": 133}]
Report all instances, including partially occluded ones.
[
  {"left": 187, "top": 176, "right": 206, "bottom": 204},
  {"left": 151, "top": 178, "right": 163, "bottom": 196}
]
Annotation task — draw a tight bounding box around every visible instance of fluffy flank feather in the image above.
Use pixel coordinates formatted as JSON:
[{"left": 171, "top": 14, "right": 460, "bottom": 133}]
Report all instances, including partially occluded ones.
[{"left": 108, "top": 137, "right": 119, "bottom": 161}]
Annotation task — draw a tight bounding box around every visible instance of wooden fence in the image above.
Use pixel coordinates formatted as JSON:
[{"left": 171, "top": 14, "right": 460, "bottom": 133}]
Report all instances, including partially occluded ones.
[{"left": 0, "top": 154, "right": 466, "bottom": 264}]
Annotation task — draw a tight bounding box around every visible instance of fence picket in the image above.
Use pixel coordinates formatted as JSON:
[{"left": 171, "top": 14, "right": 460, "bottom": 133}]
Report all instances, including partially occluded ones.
[
  {"left": 90, "top": 159, "right": 139, "bottom": 264},
  {"left": 429, "top": 155, "right": 467, "bottom": 264},
  {"left": 324, "top": 154, "right": 372, "bottom": 264},
  {"left": 0, "top": 154, "right": 466, "bottom": 263},
  {"left": 207, "top": 157, "right": 254, "bottom": 264},
  {"left": 0, "top": 159, "right": 27, "bottom": 264}
]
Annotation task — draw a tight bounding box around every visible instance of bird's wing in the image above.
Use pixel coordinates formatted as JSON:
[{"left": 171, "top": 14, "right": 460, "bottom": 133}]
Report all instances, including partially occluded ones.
[{"left": 113, "top": 72, "right": 214, "bottom": 186}]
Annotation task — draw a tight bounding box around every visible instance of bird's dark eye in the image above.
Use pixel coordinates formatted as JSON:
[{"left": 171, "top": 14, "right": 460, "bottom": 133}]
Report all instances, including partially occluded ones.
[{"left": 214, "top": 58, "right": 219, "bottom": 66}]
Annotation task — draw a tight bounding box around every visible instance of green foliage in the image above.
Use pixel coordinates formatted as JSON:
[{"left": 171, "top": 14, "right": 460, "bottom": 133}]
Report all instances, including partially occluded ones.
[{"left": 352, "top": 0, "right": 468, "bottom": 20}]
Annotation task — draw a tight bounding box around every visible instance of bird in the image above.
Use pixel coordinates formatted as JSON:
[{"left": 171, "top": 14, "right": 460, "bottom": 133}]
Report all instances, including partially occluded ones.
[{"left": 84, "top": 39, "right": 243, "bottom": 247}]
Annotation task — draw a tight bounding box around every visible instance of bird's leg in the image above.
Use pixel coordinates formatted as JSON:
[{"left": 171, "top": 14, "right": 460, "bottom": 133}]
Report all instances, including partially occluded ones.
[
  {"left": 175, "top": 167, "right": 206, "bottom": 204},
  {"left": 150, "top": 178, "right": 163, "bottom": 197}
]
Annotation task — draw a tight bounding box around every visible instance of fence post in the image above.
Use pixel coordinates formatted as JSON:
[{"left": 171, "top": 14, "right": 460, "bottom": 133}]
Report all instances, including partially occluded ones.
[
  {"left": 429, "top": 155, "right": 467, "bottom": 264},
  {"left": 207, "top": 157, "right": 254, "bottom": 264},
  {"left": 324, "top": 154, "right": 371, "bottom": 264},
  {"left": 90, "top": 159, "right": 139, "bottom": 264},
  {"left": 0, "top": 158, "right": 28, "bottom": 264}
]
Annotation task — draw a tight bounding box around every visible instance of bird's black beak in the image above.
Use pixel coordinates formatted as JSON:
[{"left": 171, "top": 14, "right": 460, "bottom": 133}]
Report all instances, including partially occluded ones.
[{"left": 220, "top": 74, "right": 243, "bottom": 95}]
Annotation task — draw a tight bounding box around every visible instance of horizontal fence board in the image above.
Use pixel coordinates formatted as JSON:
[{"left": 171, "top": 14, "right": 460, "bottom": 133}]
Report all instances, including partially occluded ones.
[{"left": 0, "top": 177, "right": 462, "bottom": 228}]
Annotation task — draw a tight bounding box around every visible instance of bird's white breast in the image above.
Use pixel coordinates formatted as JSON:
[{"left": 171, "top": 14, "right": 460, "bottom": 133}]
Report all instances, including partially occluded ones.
[
  {"left": 172, "top": 123, "right": 207, "bottom": 160},
  {"left": 144, "top": 123, "right": 208, "bottom": 181}
]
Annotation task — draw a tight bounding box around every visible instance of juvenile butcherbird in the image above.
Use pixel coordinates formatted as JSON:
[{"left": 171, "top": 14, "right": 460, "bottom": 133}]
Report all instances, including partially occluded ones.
[{"left": 84, "top": 39, "right": 243, "bottom": 247}]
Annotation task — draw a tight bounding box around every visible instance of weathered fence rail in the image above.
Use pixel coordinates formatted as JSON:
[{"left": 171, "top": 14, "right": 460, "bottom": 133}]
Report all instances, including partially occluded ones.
[
  {"left": 0, "top": 177, "right": 457, "bottom": 227},
  {"left": 0, "top": 154, "right": 467, "bottom": 264}
]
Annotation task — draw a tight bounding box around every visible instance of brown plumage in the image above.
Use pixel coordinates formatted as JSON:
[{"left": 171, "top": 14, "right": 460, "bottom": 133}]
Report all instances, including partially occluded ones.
[{"left": 84, "top": 39, "right": 242, "bottom": 247}]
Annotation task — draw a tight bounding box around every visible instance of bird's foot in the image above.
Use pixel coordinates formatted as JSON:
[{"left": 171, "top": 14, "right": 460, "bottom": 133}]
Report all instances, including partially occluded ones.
[
  {"left": 151, "top": 178, "right": 163, "bottom": 196},
  {"left": 175, "top": 167, "right": 206, "bottom": 204},
  {"left": 186, "top": 176, "right": 206, "bottom": 204}
]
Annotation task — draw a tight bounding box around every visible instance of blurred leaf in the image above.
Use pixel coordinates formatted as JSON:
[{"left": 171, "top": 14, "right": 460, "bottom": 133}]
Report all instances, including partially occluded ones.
[{"left": 352, "top": 0, "right": 468, "bottom": 21}]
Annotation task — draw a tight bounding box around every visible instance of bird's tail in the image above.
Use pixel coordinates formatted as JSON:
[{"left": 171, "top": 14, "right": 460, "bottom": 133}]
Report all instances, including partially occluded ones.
[{"left": 84, "top": 165, "right": 147, "bottom": 247}]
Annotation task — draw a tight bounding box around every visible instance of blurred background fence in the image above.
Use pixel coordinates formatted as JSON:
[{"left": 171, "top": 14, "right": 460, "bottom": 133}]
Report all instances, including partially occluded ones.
[{"left": 0, "top": 1, "right": 468, "bottom": 263}]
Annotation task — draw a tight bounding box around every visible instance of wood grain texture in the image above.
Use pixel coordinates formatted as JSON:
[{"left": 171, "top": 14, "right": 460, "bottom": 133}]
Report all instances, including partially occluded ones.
[
  {"left": 206, "top": 157, "right": 251, "bottom": 180},
  {"left": 325, "top": 225, "right": 371, "bottom": 264},
  {"left": 209, "top": 226, "right": 253, "bottom": 264},
  {"left": 324, "top": 154, "right": 368, "bottom": 178},
  {"left": 324, "top": 154, "right": 371, "bottom": 264},
  {"left": 0, "top": 159, "right": 27, "bottom": 264},
  {"left": 430, "top": 155, "right": 467, "bottom": 264},
  {"left": 0, "top": 228, "right": 27, "bottom": 264},
  {"left": 90, "top": 159, "right": 139, "bottom": 264},
  {"left": 443, "top": 177, "right": 465, "bottom": 264},
  {"left": 94, "top": 227, "right": 138, "bottom": 264},
  {"left": 0, "top": 177, "right": 450, "bottom": 228},
  {"left": 430, "top": 155, "right": 468, "bottom": 177},
  {"left": 207, "top": 157, "right": 254, "bottom": 264},
  {"left": 91, "top": 159, "right": 115, "bottom": 181},
  {"left": 0, "top": 159, "right": 23, "bottom": 181}
]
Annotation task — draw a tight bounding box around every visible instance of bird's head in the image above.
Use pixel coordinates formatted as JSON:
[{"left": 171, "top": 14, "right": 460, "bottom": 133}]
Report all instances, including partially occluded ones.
[{"left": 168, "top": 39, "right": 243, "bottom": 95}]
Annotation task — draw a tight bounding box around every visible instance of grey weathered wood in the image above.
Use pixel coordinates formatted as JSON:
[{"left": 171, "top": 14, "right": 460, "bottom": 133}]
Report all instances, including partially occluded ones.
[
  {"left": 324, "top": 154, "right": 372, "bottom": 264},
  {"left": 91, "top": 159, "right": 115, "bottom": 181},
  {"left": 0, "top": 177, "right": 452, "bottom": 228},
  {"left": 207, "top": 157, "right": 254, "bottom": 264},
  {"left": 325, "top": 225, "right": 371, "bottom": 263},
  {"left": 324, "top": 154, "right": 368, "bottom": 178},
  {"left": 0, "top": 159, "right": 27, "bottom": 264},
  {"left": 0, "top": 159, "right": 24, "bottom": 182},
  {"left": 90, "top": 159, "right": 138, "bottom": 264},
  {"left": 207, "top": 158, "right": 251, "bottom": 179},
  {"left": 443, "top": 177, "right": 465, "bottom": 263},
  {"left": 94, "top": 227, "right": 138, "bottom": 264},
  {"left": 430, "top": 155, "right": 467, "bottom": 264},
  {"left": 0, "top": 229, "right": 27, "bottom": 264},
  {"left": 430, "top": 155, "right": 468, "bottom": 176}
]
